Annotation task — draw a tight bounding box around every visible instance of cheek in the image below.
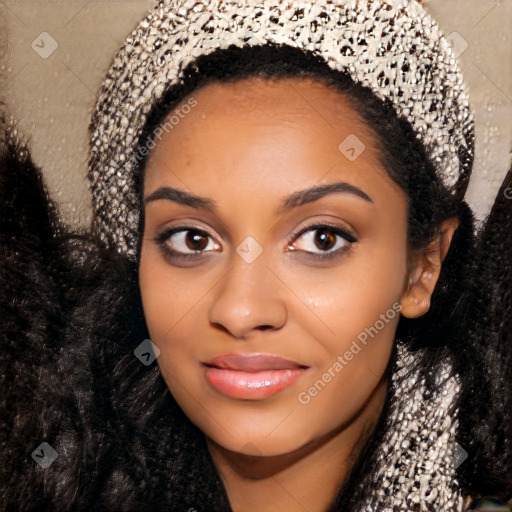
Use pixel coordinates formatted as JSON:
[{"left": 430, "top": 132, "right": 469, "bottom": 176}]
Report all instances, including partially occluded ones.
[
  {"left": 285, "top": 233, "right": 407, "bottom": 413},
  {"left": 289, "top": 230, "right": 407, "bottom": 350},
  {"left": 138, "top": 246, "right": 208, "bottom": 348},
  {"left": 138, "top": 242, "right": 225, "bottom": 403}
]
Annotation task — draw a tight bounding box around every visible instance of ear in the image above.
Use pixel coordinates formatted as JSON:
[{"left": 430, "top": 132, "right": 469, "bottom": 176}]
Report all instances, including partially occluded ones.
[{"left": 400, "top": 217, "right": 459, "bottom": 319}]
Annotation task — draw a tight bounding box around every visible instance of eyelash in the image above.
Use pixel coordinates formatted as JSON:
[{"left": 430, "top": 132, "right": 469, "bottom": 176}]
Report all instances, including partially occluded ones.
[
  {"left": 288, "top": 223, "right": 357, "bottom": 261},
  {"left": 153, "top": 223, "right": 357, "bottom": 263}
]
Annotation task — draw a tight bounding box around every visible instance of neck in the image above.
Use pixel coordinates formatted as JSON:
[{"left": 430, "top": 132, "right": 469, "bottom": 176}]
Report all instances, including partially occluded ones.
[{"left": 206, "top": 377, "right": 388, "bottom": 512}]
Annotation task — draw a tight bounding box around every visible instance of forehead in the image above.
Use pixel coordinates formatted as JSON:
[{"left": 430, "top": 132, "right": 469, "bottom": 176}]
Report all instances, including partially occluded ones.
[
  {"left": 173, "top": 76, "right": 373, "bottom": 139},
  {"left": 144, "top": 76, "right": 396, "bottom": 200}
]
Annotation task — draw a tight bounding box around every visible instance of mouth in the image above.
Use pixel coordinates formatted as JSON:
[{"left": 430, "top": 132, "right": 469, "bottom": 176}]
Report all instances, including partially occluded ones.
[{"left": 202, "top": 354, "right": 309, "bottom": 400}]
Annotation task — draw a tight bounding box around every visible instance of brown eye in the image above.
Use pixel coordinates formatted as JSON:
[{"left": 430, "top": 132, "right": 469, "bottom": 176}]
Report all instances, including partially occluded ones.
[
  {"left": 314, "top": 229, "right": 337, "bottom": 251},
  {"left": 155, "top": 226, "right": 221, "bottom": 260},
  {"left": 289, "top": 223, "right": 357, "bottom": 261},
  {"left": 185, "top": 231, "right": 209, "bottom": 251}
]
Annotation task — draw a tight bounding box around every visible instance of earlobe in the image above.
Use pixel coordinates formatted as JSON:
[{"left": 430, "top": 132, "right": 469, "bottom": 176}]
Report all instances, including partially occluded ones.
[
  {"left": 399, "top": 268, "right": 435, "bottom": 319},
  {"left": 399, "top": 217, "right": 459, "bottom": 319}
]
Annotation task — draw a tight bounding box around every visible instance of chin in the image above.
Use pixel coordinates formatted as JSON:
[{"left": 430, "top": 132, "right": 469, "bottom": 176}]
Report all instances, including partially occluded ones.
[{"left": 207, "top": 425, "right": 313, "bottom": 458}]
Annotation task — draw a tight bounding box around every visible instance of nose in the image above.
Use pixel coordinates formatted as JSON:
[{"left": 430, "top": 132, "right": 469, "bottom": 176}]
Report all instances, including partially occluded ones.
[{"left": 208, "top": 249, "right": 287, "bottom": 340}]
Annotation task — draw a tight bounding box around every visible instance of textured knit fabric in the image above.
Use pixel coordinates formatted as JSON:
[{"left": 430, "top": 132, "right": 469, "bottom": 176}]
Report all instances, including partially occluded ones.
[{"left": 87, "top": 0, "right": 475, "bottom": 261}]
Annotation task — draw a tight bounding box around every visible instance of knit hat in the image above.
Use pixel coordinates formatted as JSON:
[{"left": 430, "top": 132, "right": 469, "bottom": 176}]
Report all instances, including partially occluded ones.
[{"left": 88, "top": 0, "right": 475, "bottom": 262}]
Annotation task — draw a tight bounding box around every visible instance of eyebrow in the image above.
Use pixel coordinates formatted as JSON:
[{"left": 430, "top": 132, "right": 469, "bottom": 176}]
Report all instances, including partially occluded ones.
[{"left": 144, "top": 181, "right": 373, "bottom": 215}]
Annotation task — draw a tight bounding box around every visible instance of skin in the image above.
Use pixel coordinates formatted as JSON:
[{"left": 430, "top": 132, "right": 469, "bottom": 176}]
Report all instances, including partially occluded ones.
[{"left": 138, "top": 77, "right": 458, "bottom": 512}]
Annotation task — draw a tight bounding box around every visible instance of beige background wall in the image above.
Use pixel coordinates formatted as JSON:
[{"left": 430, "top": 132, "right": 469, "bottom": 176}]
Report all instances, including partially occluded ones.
[{"left": 1, "top": 0, "right": 511, "bottom": 229}]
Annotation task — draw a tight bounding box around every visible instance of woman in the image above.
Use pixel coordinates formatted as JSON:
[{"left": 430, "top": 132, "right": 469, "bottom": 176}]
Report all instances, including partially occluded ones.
[{"left": 1, "top": 0, "right": 511, "bottom": 510}]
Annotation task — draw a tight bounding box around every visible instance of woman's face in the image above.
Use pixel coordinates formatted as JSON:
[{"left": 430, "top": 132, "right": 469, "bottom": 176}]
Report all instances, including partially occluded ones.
[{"left": 139, "top": 77, "right": 413, "bottom": 457}]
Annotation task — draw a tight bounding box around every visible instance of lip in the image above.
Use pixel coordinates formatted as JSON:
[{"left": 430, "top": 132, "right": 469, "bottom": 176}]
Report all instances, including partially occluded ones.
[{"left": 202, "top": 354, "right": 309, "bottom": 399}]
